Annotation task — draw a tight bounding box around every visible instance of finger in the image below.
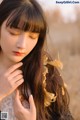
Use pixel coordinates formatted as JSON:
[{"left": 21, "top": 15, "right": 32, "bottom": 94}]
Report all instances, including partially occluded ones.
[
  {"left": 15, "top": 78, "right": 24, "bottom": 88},
  {"left": 5, "top": 62, "right": 23, "bottom": 76},
  {"left": 9, "top": 70, "right": 22, "bottom": 80},
  {"left": 12, "top": 74, "right": 23, "bottom": 83},
  {"left": 29, "top": 95, "right": 36, "bottom": 113}
]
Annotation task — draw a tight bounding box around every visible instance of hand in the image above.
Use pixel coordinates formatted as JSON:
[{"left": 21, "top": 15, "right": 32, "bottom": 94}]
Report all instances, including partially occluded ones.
[
  {"left": 13, "top": 90, "right": 36, "bottom": 120},
  {"left": 0, "top": 62, "right": 24, "bottom": 101}
]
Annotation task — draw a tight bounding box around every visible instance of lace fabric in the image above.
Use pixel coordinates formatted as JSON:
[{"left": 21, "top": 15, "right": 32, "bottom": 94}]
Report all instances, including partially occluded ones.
[
  {"left": 0, "top": 90, "right": 31, "bottom": 120},
  {"left": 0, "top": 92, "right": 17, "bottom": 120}
]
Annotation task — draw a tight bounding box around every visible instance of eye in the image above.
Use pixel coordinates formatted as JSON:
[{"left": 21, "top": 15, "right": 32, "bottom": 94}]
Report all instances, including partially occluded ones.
[
  {"left": 28, "top": 32, "right": 39, "bottom": 40},
  {"left": 9, "top": 31, "right": 20, "bottom": 36},
  {"left": 7, "top": 27, "right": 21, "bottom": 36},
  {"left": 29, "top": 35, "right": 38, "bottom": 39}
]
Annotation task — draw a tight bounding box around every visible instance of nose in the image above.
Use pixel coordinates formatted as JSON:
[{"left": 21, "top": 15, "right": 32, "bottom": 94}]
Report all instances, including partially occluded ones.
[{"left": 16, "top": 33, "right": 26, "bottom": 50}]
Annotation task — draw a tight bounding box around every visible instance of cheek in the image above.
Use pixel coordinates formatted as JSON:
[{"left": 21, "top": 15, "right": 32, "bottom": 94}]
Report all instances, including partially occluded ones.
[
  {"left": 0, "top": 31, "right": 14, "bottom": 51},
  {"left": 28, "top": 40, "right": 38, "bottom": 52}
]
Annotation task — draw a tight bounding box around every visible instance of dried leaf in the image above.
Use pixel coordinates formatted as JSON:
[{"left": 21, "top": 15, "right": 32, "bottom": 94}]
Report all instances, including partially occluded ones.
[{"left": 48, "top": 59, "right": 63, "bottom": 70}]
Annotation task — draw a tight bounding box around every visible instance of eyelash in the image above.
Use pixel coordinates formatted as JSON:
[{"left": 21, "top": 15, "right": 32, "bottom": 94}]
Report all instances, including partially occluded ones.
[
  {"left": 29, "top": 36, "right": 37, "bottom": 39},
  {"left": 9, "top": 31, "right": 38, "bottom": 39},
  {"left": 9, "top": 31, "right": 20, "bottom": 36}
]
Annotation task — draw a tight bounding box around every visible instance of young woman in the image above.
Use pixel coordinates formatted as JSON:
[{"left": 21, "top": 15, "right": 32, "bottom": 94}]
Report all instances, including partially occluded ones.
[{"left": 0, "top": 0, "right": 74, "bottom": 120}]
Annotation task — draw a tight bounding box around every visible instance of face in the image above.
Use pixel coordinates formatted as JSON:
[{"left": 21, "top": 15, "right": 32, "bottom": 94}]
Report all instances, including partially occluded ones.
[{"left": 0, "top": 20, "right": 39, "bottom": 63}]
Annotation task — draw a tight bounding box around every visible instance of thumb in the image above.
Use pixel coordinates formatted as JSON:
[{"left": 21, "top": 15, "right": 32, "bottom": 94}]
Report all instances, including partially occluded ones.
[{"left": 29, "top": 95, "right": 36, "bottom": 113}]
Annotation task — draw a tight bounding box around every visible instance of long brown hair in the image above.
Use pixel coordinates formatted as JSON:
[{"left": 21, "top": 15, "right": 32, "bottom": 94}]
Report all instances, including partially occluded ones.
[
  {"left": 0, "top": 0, "right": 71, "bottom": 120},
  {"left": 0, "top": 0, "right": 47, "bottom": 119}
]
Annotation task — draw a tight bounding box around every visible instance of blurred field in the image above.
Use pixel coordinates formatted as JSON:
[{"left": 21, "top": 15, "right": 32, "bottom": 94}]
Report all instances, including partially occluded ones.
[{"left": 45, "top": 8, "right": 80, "bottom": 120}]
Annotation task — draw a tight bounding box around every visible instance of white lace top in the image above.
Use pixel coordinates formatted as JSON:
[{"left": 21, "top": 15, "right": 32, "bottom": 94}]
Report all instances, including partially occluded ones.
[
  {"left": 0, "top": 88, "right": 31, "bottom": 120},
  {"left": 0, "top": 92, "right": 17, "bottom": 120}
]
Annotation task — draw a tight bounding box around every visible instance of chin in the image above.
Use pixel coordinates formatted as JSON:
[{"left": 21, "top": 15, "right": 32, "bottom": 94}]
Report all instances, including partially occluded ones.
[{"left": 9, "top": 56, "right": 24, "bottom": 63}]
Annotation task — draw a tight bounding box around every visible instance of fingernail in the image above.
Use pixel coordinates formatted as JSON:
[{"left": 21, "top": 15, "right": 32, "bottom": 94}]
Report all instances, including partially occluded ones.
[
  {"left": 30, "top": 94, "right": 32, "bottom": 97},
  {"left": 19, "top": 62, "right": 23, "bottom": 65}
]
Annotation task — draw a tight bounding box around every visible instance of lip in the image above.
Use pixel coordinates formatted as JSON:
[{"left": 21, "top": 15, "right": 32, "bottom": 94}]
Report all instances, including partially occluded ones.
[{"left": 13, "top": 51, "right": 25, "bottom": 56}]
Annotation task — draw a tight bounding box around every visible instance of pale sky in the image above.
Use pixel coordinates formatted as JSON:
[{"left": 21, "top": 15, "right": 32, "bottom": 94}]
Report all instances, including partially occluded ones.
[{"left": 38, "top": 0, "right": 80, "bottom": 22}]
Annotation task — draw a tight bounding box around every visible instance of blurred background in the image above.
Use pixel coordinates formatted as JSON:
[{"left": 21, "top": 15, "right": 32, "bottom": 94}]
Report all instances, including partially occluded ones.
[{"left": 38, "top": 1, "right": 80, "bottom": 120}]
